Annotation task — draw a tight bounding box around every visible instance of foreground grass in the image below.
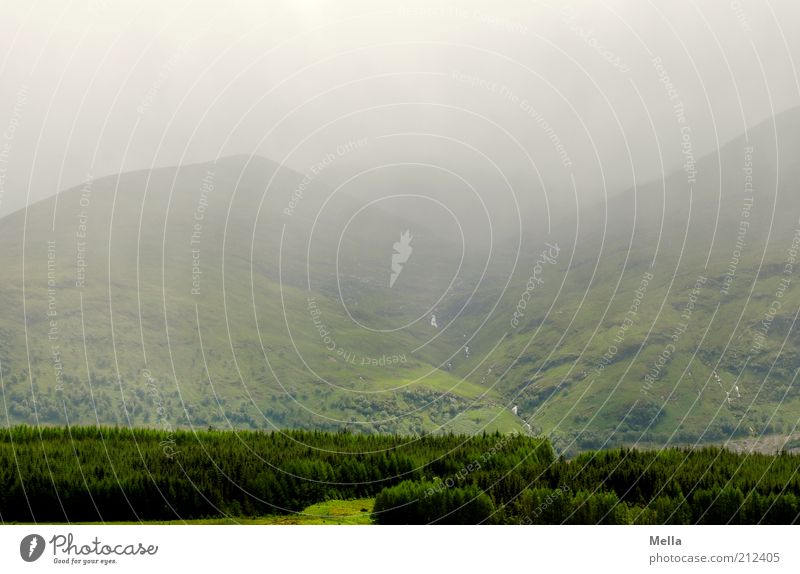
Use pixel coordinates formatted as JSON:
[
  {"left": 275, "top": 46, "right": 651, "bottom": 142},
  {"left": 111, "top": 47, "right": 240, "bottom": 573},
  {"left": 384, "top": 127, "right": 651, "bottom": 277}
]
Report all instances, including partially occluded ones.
[{"left": 69, "top": 499, "right": 375, "bottom": 525}]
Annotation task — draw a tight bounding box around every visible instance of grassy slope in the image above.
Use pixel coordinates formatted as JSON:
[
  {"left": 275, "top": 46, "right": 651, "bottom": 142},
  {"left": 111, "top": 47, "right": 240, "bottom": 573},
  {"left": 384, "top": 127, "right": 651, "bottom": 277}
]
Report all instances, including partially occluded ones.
[
  {"left": 3, "top": 110, "right": 800, "bottom": 449},
  {"left": 450, "top": 108, "right": 800, "bottom": 453},
  {"left": 69, "top": 499, "right": 376, "bottom": 526},
  {"left": 0, "top": 156, "right": 520, "bottom": 436}
]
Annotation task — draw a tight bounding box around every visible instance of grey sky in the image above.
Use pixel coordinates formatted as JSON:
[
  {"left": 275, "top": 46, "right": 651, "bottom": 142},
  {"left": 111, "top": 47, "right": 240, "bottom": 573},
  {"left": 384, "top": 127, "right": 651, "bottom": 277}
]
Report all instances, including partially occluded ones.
[{"left": 0, "top": 0, "right": 798, "bottom": 218}]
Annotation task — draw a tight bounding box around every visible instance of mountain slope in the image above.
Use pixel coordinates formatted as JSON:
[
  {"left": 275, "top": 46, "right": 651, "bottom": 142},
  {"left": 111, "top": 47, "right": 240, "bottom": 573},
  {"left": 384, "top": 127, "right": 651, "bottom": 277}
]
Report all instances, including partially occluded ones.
[
  {"left": 454, "top": 107, "right": 800, "bottom": 453},
  {"left": 0, "top": 155, "right": 518, "bottom": 435},
  {"left": 3, "top": 108, "right": 800, "bottom": 452}
]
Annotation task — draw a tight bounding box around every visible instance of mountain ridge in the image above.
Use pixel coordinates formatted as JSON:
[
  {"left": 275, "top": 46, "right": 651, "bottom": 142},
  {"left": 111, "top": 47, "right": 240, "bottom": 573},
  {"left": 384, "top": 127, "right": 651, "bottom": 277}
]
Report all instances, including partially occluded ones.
[{"left": 2, "top": 109, "right": 800, "bottom": 454}]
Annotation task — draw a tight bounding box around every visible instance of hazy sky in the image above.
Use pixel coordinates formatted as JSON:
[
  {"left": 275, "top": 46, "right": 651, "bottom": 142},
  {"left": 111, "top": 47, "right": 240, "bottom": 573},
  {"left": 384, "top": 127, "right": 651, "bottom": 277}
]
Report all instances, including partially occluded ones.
[{"left": 0, "top": 0, "right": 798, "bottom": 217}]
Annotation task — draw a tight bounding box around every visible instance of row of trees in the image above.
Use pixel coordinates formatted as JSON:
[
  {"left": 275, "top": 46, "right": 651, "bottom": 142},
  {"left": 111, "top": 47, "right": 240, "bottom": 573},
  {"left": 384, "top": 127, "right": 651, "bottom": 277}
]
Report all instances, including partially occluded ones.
[{"left": 1, "top": 426, "right": 799, "bottom": 524}]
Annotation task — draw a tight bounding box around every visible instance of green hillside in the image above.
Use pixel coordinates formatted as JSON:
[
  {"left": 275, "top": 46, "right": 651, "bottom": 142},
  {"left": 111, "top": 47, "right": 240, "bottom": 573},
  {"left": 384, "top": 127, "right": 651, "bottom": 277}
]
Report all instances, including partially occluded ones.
[
  {"left": 453, "top": 108, "right": 800, "bottom": 453},
  {"left": 2, "top": 109, "right": 800, "bottom": 453},
  {"left": 0, "top": 155, "right": 518, "bottom": 436}
]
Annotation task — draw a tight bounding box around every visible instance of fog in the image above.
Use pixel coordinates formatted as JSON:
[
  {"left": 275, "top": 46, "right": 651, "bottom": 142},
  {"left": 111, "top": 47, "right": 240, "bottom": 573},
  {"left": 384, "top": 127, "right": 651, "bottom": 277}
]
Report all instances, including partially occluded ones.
[{"left": 0, "top": 0, "right": 798, "bottom": 222}]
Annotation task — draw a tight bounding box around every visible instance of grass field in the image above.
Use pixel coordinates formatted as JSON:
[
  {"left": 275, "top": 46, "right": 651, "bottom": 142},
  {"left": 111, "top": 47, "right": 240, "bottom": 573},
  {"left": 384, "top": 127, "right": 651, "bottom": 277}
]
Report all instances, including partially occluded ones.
[{"left": 65, "top": 499, "right": 376, "bottom": 526}]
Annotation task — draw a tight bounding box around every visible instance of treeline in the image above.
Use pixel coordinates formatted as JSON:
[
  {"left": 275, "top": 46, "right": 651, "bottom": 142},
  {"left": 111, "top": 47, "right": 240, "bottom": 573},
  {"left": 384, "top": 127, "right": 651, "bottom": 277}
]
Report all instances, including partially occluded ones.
[{"left": 1, "top": 426, "right": 799, "bottom": 524}]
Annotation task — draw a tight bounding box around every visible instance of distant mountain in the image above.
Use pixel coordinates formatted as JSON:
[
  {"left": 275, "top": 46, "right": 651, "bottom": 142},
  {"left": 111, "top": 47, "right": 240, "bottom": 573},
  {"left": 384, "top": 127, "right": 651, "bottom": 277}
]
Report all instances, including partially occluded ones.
[
  {"left": 2, "top": 109, "right": 800, "bottom": 453},
  {"left": 457, "top": 106, "right": 800, "bottom": 453},
  {"left": 0, "top": 154, "right": 518, "bottom": 435}
]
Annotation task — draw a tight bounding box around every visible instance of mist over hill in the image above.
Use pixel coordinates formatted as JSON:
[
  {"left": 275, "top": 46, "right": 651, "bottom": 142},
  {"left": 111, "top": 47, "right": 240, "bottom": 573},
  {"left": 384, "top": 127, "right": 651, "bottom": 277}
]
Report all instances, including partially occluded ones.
[
  {"left": 0, "top": 152, "right": 521, "bottom": 436},
  {"left": 0, "top": 106, "right": 799, "bottom": 455}
]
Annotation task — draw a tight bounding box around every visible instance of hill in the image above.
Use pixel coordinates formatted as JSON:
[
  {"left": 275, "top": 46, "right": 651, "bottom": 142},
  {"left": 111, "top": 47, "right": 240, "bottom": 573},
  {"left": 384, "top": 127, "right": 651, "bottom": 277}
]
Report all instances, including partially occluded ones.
[
  {"left": 453, "top": 107, "right": 800, "bottom": 453},
  {"left": 0, "top": 154, "right": 518, "bottom": 435},
  {"left": 2, "top": 109, "right": 800, "bottom": 452}
]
